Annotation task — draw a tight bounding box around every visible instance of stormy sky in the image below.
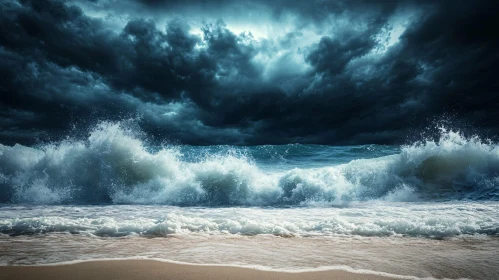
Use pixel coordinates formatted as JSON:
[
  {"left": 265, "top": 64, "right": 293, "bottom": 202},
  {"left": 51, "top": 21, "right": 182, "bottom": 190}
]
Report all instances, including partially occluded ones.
[{"left": 0, "top": 0, "right": 498, "bottom": 145}]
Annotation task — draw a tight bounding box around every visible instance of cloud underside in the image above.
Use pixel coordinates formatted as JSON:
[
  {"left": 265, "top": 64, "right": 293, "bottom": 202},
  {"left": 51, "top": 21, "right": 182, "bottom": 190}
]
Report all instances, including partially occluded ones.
[{"left": 0, "top": 0, "right": 498, "bottom": 145}]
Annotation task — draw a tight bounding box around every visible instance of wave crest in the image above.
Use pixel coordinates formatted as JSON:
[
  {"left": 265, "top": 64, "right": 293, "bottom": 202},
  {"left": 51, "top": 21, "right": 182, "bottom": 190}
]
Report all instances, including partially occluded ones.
[{"left": 1, "top": 122, "right": 498, "bottom": 205}]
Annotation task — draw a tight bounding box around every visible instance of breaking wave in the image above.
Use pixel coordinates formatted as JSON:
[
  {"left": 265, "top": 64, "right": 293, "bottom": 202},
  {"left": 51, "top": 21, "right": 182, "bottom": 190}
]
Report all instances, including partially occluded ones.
[{"left": 1, "top": 121, "right": 498, "bottom": 205}]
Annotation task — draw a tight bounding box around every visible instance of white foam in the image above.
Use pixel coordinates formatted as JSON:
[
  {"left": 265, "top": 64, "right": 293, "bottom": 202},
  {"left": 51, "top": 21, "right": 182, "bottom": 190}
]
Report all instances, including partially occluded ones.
[
  {"left": 22, "top": 256, "right": 453, "bottom": 280},
  {"left": 0, "top": 122, "right": 498, "bottom": 205},
  {"left": 1, "top": 202, "right": 498, "bottom": 238}
]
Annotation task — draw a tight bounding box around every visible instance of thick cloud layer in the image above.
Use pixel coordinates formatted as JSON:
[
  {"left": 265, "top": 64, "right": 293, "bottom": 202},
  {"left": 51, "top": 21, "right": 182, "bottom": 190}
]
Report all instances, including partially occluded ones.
[{"left": 0, "top": 0, "right": 498, "bottom": 145}]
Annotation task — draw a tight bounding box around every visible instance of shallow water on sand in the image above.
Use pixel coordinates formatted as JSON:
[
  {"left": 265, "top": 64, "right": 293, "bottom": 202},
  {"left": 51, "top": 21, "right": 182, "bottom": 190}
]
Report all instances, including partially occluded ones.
[
  {"left": 1, "top": 202, "right": 499, "bottom": 279},
  {"left": 1, "top": 233, "right": 498, "bottom": 279}
]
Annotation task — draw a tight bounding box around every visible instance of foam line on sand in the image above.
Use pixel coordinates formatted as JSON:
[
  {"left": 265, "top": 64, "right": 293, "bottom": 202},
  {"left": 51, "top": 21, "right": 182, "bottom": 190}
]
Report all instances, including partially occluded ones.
[{"left": 0, "top": 259, "right": 438, "bottom": 280}]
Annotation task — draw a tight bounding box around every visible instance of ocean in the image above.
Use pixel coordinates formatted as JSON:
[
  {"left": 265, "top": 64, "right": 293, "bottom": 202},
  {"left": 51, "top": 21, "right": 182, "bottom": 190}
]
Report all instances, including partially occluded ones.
[{"left": 1, "top": 122, "right": 499, "bottom": 279}]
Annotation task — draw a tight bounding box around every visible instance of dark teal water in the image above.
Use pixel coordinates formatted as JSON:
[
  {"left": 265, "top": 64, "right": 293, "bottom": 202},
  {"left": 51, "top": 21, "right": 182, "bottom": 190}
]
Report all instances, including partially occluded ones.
[{"left": 0, "top": 122, "right": 498, "bottom": 205}]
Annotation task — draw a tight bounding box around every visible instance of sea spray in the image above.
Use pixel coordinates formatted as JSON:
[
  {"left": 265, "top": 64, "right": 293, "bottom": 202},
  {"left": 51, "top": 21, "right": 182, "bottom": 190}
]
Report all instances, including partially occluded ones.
[{"left": 1, "top": 122, "right": 498, "bottom": 205}]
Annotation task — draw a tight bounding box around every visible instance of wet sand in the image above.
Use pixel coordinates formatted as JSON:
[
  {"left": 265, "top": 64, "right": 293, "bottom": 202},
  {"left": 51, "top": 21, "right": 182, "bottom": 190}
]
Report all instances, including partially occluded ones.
[
  {"left": 0, "top": 260, "right": 399, "bottom": 280},
  {"left": 3, "top": 234, "right": 499, "bottom": 279}
]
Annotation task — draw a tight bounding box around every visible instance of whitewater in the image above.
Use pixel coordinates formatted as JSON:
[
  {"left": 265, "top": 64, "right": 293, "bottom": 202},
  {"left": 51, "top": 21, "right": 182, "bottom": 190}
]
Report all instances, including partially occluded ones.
[
  {"left": 1, "top": 121, "right": 498, "bottom": 206},
  {"left": 1, "top": 121, "right": 499, "bottom": 279}
]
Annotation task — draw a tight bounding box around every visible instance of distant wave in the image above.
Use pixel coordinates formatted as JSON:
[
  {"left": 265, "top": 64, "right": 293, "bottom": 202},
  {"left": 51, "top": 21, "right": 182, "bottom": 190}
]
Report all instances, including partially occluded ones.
[{"left": 1, "top": 121, "right": 499, "bottom": 205}]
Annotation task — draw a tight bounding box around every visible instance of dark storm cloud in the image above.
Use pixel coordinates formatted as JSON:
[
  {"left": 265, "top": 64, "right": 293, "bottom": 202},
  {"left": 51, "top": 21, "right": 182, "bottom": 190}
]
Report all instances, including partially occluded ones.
[{"left": 0, "top": 0, "right": 498, "bottom": 145}]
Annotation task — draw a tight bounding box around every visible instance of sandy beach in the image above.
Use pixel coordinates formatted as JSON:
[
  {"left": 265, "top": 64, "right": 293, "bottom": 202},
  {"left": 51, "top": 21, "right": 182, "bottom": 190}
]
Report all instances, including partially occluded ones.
[{"left": 0, "top": 260, "right": 399, "bottom": 280}]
